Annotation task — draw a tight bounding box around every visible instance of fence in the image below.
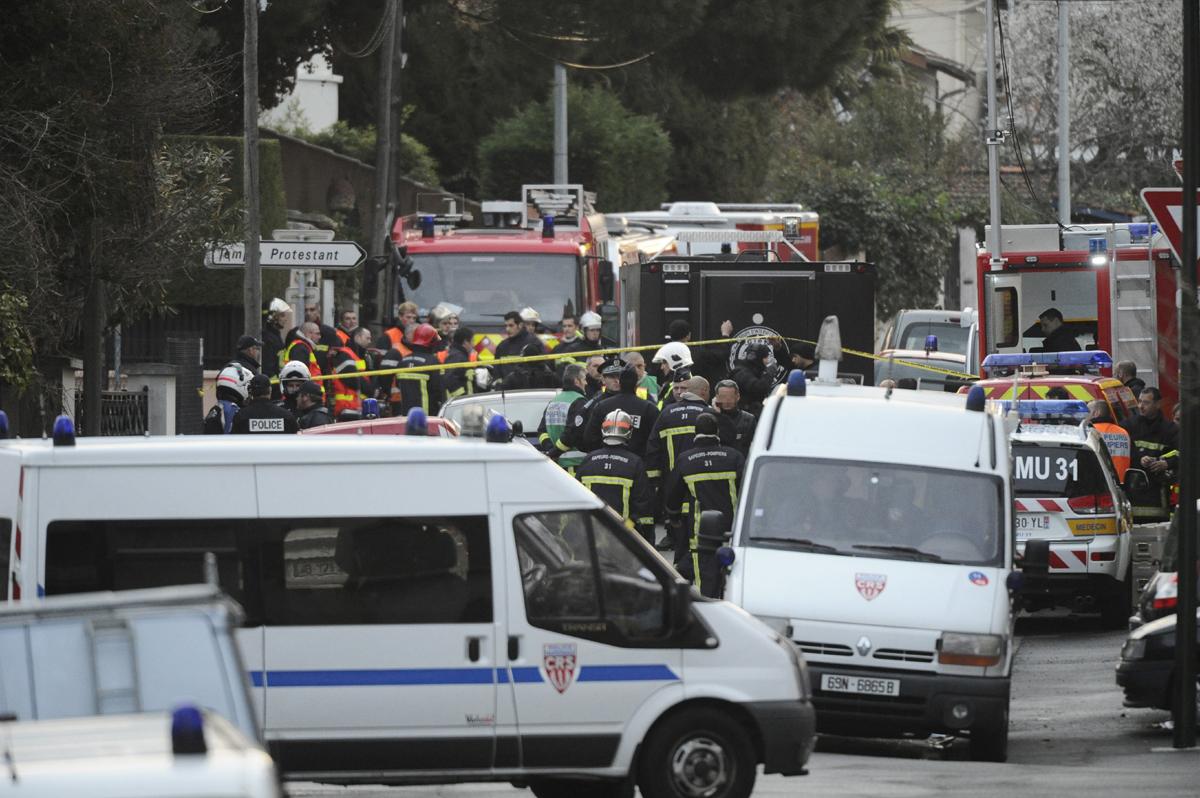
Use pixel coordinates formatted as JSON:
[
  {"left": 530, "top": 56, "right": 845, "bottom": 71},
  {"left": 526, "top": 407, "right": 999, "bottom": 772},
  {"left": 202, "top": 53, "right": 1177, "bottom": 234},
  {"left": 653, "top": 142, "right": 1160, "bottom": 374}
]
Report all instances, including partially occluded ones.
[{"left": 74, "top": 387, "right": 149, "bottom": 437}]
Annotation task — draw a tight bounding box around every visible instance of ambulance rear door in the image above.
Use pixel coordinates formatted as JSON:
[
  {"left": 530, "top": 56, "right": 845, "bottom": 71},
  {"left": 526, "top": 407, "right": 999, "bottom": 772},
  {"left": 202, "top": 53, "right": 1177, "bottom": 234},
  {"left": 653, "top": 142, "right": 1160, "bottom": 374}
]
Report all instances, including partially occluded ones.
[{"left": 983, "top": 271, "right": 1024, "bottom": 355}]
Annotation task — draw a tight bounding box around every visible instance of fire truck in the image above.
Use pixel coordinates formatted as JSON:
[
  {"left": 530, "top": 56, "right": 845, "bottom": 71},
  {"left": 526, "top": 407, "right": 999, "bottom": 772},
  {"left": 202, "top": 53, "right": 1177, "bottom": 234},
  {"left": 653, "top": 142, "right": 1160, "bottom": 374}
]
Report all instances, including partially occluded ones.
[
  {"left": 975, "top": 223, "right": 1179, "bottom": 409},
  {"left": 616, "top": 202, "right": 819, "bottom": 261}
]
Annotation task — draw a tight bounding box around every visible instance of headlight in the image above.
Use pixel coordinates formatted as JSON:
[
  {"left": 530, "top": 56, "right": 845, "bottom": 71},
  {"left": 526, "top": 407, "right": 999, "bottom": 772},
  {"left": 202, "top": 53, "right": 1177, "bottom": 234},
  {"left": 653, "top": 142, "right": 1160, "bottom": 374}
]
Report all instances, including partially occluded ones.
[
  {"left": 938, "top": 632, "right": 1006, "bottom": 667},
  {"left": 1120, "top": 638, "right": 1147, "bottom": 661}
]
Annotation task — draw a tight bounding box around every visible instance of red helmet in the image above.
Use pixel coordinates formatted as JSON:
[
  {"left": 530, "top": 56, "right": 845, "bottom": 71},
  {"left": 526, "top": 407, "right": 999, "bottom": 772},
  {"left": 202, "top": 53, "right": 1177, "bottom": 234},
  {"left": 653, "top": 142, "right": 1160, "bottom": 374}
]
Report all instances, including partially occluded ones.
[{"left": 410, "top": 323, "right": 439, "bottom": 347}]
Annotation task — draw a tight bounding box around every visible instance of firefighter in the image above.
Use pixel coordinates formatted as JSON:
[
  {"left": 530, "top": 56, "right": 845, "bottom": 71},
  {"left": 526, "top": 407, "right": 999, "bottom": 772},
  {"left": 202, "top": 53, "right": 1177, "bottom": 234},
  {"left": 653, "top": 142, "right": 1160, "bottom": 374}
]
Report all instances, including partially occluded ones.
[
  {"left": 443, "top": 326, "right": 479, "bottom": 400},
  {"left": 382, "top": 301, "right": 419, "bottom": 353},
  {"left": 624, "top": 351, "right": 659, "bottom": 399},
  {"left": 1122, "top": 387, "right": 1180, "bottom": 520},
  {"left": 1115, "top": 360, "right": 1146, "bottom": 399},
  {"left": 564, "top": 311, "right": 615, "bottom": 354},
  {"left": 231, "top": 375, "right": 299, "bottom": 434},
  {"left": 575, "top": 409, "right": 656, "bottom": 544},
  {"left": 651, "top": 342, "right": 693, "bottom": 407},
  {"left": 283, "top": 322, "right": 324, "bottom": 386},
  {"left": 278, "top": 360, "right": 312, "bottom": 414},
  {"left": 645, "top": 376, "right": 710, "bottom": 483},
  {"left": 731, "top": 342, "right": 776, "bottom": 416},
  {"left": 1036, "top": 307, "right": 1081, "bottom": 353},
  {"left": 666, "top": 319, "right": 734, "bottom": 390},
  {"left": 329, "top": 327, "right": 372, "bottom": 421},
  {"left": 712, "top": 379, "right": 758, "bottom": 456},
  {"left": 262, "top": 298, "right": 292, "bottom": 378},
  {"left": 1088, "top": 399, "right": 1131, "bottom": 481},
  {"left": 203, "top": 363, "right": 252, "bottom": 434},
  {"left": 335, "top": 308, "right": 358, "bottom": 345},
  {"left": 664, "top": 412, "right": 745, "bottom": 598},
  {"left": 295, "top": 381, "right": 333, "bottom": 429},
  {"left": 538, "top": 363, "right": 589, "bottom": 458},
  {"left": 380, "top": 323, "right": 444, "bottom": 416},
  {"left": 583, "top": 365, "right": 660, "bottom": 455}
]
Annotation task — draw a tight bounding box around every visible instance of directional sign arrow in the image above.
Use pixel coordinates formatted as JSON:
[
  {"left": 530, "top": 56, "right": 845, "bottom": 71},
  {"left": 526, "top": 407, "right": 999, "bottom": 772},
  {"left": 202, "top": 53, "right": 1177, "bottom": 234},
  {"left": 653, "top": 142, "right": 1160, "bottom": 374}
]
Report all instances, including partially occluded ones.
[
  {"left": 204, "top": 240, "right": 367, "bottom": 270},
  {"left": 1140, "top": 187, "right": 1200, "bottom": 265}
]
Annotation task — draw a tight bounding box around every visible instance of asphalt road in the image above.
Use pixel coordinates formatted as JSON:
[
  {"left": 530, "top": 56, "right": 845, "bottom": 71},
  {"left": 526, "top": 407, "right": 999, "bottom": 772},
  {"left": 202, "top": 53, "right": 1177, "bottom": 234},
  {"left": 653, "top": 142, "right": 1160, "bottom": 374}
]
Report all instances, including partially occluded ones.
[{"left": 290, "top": 611, "right": 1198, "bottom": 798}]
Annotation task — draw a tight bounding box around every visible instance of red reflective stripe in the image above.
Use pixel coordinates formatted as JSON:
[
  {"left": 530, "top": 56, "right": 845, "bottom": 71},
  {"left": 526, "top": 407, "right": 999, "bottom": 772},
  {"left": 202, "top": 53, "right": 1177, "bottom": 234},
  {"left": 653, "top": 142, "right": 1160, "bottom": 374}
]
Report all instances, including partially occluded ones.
[
  {"left": 1037, "top": 499, "right": 1063, "bottom": 513},
  {"left": 1048, "top": 551, "right": 1070, "bottom": 570},
  {"left": 1070, "top": 549, "right": 1087, "bottom": 565},
  {"left": 1014, "top": 499, "right": 1028, "bottom": 512}
]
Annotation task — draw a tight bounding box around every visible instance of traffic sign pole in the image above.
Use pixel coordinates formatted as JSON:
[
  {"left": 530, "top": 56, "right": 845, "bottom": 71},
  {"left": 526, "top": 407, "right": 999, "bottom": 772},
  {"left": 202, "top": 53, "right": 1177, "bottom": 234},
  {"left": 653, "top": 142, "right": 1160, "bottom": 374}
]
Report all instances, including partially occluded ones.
[{"left": 1174, "top": 0, "right": 1198, "bottom": 750}]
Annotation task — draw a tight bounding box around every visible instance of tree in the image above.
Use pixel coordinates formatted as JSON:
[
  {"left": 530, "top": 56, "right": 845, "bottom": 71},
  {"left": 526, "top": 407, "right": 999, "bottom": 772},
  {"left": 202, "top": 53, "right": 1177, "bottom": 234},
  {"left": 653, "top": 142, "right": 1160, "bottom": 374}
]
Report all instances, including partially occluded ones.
[
  {"left": 478, "top": 85, "right": 671, "bottom": 209},
  {"left": 1004, "top": 1, "right": 1181, "bottom": 213},
  {"left": 0, "top": 1, "right": 236, "bottom": 430},
  {"left": 768, "top": 83, "right": 968, "bottom": 318}
]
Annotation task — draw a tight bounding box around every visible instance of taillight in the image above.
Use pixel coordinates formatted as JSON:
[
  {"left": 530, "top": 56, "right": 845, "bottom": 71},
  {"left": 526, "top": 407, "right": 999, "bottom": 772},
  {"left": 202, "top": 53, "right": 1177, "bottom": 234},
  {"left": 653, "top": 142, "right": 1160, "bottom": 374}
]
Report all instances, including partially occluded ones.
[
  {"left": 1067, "top": 493, "right": 1114, "bottom": 514},
  {"left": 1152, "top": 574, "right": 1179, "bottom": 610}
]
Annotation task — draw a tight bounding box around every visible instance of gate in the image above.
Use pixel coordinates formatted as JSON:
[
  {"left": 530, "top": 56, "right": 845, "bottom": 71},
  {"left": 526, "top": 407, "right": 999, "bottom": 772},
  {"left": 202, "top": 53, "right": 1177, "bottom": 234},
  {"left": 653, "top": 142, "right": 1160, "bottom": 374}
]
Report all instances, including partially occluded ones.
[{"left": 74, "top": 387, "right": 149, "bottom": 436}]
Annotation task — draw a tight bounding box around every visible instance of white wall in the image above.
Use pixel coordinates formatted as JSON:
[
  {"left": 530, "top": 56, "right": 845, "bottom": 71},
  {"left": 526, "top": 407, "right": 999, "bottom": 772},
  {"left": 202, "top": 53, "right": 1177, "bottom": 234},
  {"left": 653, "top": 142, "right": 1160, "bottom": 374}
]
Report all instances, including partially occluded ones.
[
  {"left": 892, "top": 0, "right": 984, "bottom": 137},
  {"left": 260, "top": 53, "right": 343, "bottom": 134}
]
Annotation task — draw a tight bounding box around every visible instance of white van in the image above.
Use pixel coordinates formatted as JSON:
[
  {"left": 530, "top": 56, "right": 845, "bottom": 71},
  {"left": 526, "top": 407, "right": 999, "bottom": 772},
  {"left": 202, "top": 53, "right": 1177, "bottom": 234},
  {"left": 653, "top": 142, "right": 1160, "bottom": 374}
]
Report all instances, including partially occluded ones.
[
  {"left": 723, "top": 325, "right": 1042, "bottom": 762},
  {"left": 1, "top": 432, "right": 813, "bottom": 798}
]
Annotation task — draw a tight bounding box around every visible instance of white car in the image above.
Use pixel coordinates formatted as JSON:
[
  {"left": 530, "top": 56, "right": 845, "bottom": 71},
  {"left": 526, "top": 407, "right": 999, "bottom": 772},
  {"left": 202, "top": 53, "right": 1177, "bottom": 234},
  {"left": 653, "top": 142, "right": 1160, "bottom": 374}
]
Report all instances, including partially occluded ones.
[
  {"left": 440, "top": 388, "right": 556, "bottom": 440},
  {"left": 1010, "top": 421, "right": 1137, "bottom": 627}
]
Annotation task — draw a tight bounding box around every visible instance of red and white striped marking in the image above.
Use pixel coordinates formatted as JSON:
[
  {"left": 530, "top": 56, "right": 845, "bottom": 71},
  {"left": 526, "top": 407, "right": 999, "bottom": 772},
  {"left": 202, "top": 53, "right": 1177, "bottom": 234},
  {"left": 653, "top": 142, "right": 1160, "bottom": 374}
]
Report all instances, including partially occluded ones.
[
  {"left": 1048, "top": 548, "right": 1088, "bottom": 572},
  {"left": 1015, "top": 498, "right": 1066, "bottom": 513}
]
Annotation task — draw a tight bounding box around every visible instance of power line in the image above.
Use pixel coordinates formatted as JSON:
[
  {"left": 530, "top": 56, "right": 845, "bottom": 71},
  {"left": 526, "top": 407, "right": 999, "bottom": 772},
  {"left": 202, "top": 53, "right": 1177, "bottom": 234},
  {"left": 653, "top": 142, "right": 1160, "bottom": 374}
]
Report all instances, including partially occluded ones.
[{"left": 339, "top": 0, "right": 397, "bottom": 60}]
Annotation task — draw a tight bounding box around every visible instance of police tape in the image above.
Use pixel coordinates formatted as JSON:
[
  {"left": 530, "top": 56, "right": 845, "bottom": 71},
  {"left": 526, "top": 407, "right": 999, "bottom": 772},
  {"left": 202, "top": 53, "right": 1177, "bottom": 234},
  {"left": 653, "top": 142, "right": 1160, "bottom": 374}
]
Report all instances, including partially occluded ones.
[{"left": 287, "top": 335, "right": 977, "bottom": 383}]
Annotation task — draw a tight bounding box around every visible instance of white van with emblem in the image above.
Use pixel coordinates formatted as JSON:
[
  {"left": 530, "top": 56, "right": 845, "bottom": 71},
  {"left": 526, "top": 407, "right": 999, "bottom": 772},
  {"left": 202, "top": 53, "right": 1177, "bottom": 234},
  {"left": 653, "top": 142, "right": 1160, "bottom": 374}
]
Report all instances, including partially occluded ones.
[
  {"left": 721, "top": 318, "right": 1045, "bottom": 762},
  {"left": 1, "top": 423, "right": 813, "bottom": 798}
]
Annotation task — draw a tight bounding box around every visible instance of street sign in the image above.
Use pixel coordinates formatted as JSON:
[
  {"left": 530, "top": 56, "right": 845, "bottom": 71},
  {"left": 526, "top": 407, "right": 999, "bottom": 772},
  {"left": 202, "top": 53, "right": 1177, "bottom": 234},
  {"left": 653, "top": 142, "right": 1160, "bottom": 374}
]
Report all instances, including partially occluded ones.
[
  {"left": 1140, "top": 187, "right": 1200, "bottom": 265},
  {"left": 204, "top": 240, "right": 366, "bottom": 270}
]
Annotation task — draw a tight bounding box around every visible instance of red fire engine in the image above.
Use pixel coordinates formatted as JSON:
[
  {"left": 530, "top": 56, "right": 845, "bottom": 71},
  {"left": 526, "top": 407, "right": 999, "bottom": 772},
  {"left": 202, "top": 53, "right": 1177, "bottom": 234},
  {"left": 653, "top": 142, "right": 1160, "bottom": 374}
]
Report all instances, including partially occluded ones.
[{"left": 975, "top": 223, "right": 1179, "bottom": 409}]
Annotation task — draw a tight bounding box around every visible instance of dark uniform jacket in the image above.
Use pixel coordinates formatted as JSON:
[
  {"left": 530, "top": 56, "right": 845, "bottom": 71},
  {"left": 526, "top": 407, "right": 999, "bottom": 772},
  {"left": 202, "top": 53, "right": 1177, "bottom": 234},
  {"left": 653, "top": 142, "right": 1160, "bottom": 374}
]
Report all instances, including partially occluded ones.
[
  {"left": 493, "top": 329, "right": 545, "bottom": 378},
  {"left": 442, "top": 344, "right": 476, "bottom": 398},
  {"left": 261, "top": 325, "right": 286, "bottom": 377},
  {"left": 231, "top": 398, "right": 299, "bottom": 434},
  {"left": 583, "top": 389, "right": 660, "bottom": 455},
  {"left": 731, "top": 361, "right": 775, "bottom": 416},
  {"left": 1123, "top": 412, "right": 1180, "bottom": 475},
  {"left": 575, "top": 444, "right": 656, "bottom": 539},
  {"left": 644, "top": 397, "right": 709, "bottom": 479},
  {"left": 560, "top": 389, "right": 607, "bottom": 451},
  {"left": 714, "top": 407, "right": 757, "bottom": 456},
  {"left": 664, "top": 436, "right": 745, "bottom": 595},
  {"left": 297, "top": 405, "right": 333, "bottom": 430},
  {"left": 1040, "top": 325, "right": 1081, "bottom": 353},
  {"left": 380, "top": 346, "right": 445, "bottom": 415}
]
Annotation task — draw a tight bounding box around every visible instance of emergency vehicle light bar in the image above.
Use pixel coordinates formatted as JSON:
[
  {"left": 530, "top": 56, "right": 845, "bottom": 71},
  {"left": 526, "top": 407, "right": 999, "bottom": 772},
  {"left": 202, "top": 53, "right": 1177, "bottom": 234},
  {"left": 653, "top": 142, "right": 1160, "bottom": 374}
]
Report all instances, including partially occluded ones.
[
  {"left": 674, "top": 230, "right": 786, "bottom": 243},
  {"left": 990, "top": 399, "right": 1090, "bottom": 419},
  {"left": 981, "top": 351, "right": 1113, "bottom": 371}
]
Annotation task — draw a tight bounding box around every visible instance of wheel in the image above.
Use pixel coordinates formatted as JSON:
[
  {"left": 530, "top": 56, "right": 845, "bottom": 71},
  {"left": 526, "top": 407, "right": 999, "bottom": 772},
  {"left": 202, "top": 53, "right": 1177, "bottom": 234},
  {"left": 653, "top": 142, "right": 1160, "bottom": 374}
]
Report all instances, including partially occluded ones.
[
  {"left": 1100, "top": 569, "right": 1133, "bottom": 630},
  {"left": 636, "top": 708, "right": 756, "bottom": 798},
  {"left": 529, "top": 778, "right": 632, "bottom": 798},
  {"left": 968, "top": 709, "right": 1009, "bottom": 763}
]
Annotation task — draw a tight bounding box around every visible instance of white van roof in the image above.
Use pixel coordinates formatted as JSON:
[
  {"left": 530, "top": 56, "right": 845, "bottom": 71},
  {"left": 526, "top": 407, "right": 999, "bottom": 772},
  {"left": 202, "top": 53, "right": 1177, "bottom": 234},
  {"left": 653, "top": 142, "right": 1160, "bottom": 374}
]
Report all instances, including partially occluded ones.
[{"left": 759, "top": 383, "right": 1007, "bottom": 474}]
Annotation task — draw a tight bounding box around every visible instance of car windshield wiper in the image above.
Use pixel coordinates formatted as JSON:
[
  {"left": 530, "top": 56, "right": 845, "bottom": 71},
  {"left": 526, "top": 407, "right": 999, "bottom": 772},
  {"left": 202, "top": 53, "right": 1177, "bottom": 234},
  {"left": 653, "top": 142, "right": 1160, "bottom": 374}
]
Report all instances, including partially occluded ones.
[
  {"left": 749, "top": 536, "right": 843, "bottom": 554},
  {"left": 851, "top": 544, "right": 943, "bottom": 562}
]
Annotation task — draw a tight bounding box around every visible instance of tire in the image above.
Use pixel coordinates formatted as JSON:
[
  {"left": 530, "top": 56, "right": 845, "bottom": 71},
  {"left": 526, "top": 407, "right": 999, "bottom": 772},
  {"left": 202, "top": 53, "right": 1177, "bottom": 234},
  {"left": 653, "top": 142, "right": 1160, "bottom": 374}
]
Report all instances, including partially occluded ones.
[
  {"left": 968, "top": 709, "right": 1009, "bottom": 763},
  {"left": 1100, "top": 570, "right": 1133, "bottom": 630},
  {"left": 529, "top": 778, "right": 633, "bottom": 798},
  {"left": 636, "top": 708, "right": 757, "bottom": 798}
]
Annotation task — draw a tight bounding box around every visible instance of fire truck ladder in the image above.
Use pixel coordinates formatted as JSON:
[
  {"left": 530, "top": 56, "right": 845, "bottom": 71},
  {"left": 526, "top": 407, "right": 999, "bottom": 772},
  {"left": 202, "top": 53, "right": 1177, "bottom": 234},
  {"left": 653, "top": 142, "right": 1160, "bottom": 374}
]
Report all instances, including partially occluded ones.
[
  {"left": 673, "top": 229, "right": 809, "bottom": 261},
  {"left": 1110, "top": 253, "right": 1158, "bottom": 387}
]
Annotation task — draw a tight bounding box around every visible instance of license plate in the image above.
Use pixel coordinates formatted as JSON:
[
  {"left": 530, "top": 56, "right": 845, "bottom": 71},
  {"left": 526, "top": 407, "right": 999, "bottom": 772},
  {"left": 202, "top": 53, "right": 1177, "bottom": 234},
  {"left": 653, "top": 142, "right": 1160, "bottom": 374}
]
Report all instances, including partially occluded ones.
[
  {"left": 820, "top": 673, "right": 900, "bottom": 697},
  {"left": 1016, "top": 514, "right": 1051, "bottom": 536}
]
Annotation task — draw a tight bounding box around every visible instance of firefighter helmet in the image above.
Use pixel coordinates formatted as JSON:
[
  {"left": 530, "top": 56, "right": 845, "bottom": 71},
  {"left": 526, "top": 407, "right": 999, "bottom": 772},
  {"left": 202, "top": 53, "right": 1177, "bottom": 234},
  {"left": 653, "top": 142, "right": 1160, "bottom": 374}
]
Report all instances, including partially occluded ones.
[
  {"left": 601, "top": 409, "right": 634, "bottom": 445},
  {"left": 579, "top": 311, "right": 602, "bottom": 330},
  {"left": 410, "top": 323, "right": 439, "bottom": 347},
  {"left": 652, "top": 341, "right": 693, "bottom": 370}
]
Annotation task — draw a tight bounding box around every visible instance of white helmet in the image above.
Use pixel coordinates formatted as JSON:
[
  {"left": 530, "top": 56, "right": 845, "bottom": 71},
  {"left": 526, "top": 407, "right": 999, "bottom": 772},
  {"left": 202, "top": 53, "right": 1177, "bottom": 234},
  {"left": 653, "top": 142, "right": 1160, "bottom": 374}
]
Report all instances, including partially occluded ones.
[
  {"left": 279, "top": 360, "right": 311, "bottom": 394},
  {"left": 216, "top": 364, "right": 252, "bottom": 403},
  {"left": 579, "top": 311, "right": 602, "bottom": 330},
  {"left": 519, "top": 306, "right": 541, "bottom": 323},
  {"left": 652, "top": 341, "right": 693, "bottom": 370},
  {"left": 601, "top": 409, "right": 634, "bottom": 446},
  {"left": 268, "top": 297, "right": 291, "bottom": 314}
]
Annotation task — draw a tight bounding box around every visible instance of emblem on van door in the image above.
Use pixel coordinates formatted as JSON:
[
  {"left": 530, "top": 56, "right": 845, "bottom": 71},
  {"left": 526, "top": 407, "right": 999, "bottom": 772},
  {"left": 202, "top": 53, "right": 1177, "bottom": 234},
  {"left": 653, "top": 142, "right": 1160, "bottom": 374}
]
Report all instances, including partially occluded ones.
[
  {"left": 543, "top": 643, "right": 578, "bottom": 694},
  {"left": 855, "top": 573, "right": 887, "bottom": 601},
  {"left": 856, "top": 636, "right": 872, "bottom": 657}
]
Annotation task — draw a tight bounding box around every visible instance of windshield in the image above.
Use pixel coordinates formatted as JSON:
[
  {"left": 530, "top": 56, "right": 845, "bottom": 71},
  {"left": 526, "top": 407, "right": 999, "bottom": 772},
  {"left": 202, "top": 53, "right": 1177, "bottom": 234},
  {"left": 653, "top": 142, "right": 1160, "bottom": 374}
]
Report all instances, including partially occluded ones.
[
  {"left": 1013, "top": 444, "right": 1107, "bottom": 498},
  {"left": 441, "top": 392, "right": 552, "bottom": 435},
  {"left": 409, "top": 253, "right": 577, "bottom": 328},
  {"left": 898, "top": 322, "right": 971, "bottom": 357},
  {"left": 743, "top": 458, "right": 1004, "bottom": 566}
]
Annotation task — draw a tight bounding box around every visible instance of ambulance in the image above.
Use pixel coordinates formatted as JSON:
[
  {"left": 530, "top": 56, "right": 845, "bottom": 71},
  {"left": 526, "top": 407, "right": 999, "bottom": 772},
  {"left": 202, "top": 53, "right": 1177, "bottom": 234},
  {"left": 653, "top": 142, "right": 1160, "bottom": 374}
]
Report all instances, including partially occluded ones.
[
  {"left": 722, "top": 318, "right": 1045, "bottom": 762},
  {"left": 0, "top": 425, "right": 814, "bottom": 798}
]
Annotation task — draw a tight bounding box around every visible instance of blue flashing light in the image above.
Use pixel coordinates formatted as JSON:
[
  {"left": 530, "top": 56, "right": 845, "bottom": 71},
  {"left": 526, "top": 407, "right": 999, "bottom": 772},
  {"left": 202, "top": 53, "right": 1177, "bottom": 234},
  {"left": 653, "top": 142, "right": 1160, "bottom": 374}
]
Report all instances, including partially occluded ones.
[
  {"left": 924, "top": 334, "right": 938, "bottom": 354},
  {"left": 981, "top": 351, "right": 1113, "bottom": 371},
  {"left": 0, "top": 410, "right": 8, "bottom": 439},
  {"left": 171, "top": 705, "right": 207, "bottom": 756},
  {"left": 786, "top": 369, "right": 807, "bottom": 397},
  {"left": 542, "top": 214, "right": 555, "bottom": 239},
  {"left": 361, "top": 397, "right": 380, "bottom": 419},
  {"left": 965, "top": 385, "right": 986, "bottom": 412},
  {"left": 994, "top": 399, "right": 1089, "bottom": 419},
  {"left": 52, "top": 415, "right": 75, "bottom": 447},
  {"left": 405, "top": 407, "right": 428, "bottom": 436},
  {"left": 420, "top": 215, "right": 435, "bottom": 239},
  {"left": 716, "top": 546, "right": 736, "bottom": 568},
  {"left": 485, "top": 414, "right": 512, "bottom": 443},
  {"left": 1128, "top": 222, "right": 1158, "bottom": 242}
]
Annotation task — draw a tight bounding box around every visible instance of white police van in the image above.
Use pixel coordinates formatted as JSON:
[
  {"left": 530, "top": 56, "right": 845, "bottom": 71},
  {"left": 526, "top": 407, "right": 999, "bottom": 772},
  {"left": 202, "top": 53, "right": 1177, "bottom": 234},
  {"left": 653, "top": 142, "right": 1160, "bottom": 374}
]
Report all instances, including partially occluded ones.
[
  {"left": 722, "top": 318, "right": 1042, "bottom": 762},
  {"left": 0, "top": 421, "right": 813, "bottom": 798}
]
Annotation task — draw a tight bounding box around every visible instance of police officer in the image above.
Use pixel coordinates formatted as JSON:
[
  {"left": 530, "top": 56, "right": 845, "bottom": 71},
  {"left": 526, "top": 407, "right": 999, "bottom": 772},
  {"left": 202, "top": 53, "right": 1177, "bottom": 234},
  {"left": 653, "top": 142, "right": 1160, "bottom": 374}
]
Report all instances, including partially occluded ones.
[
  {"left": 731, "top": 342, "right": 776, "bottom": 416},
  {"left": 561, "top": 359, "right": 621, "bottom": 452},
  {"left": 664, "top": 413, "right": 745, "bottom": 597},
  {"left": 231, "top": 374, "right": 299, "bottom": 434},
  {"left": 651, "top": 342, "right": 693, "bottom": 407},
  {"left": 229, "top": 335, "right": 263, "bottom": 375},
  {"left": 499, "top": 343, "right": 559, "bottom": 390},
  {"left": 277, "top": 360, "right": 312, "bottom": 414},
  {"left": 1122, "top": 387, "right": 1180, "bottom": 520},
  {"left": 295, "top": 381, "right": 333, "bottom": 429},
  {"left": 380, "top": 323, "right": 445, "bottom": 416},
  {"left": 575, "top": 409, "right": 656, "bottom": 544},
  {"left": 583, "top": 365, "right": 660, "bottom": 455},
  {"left": 712, "top": 379, "right": 758, "bottom": 456},
  {"left": 537, "top": 363, "right": 589, "bottom": 458},
  {"left": 204, "top": 363, "right": 252, "bottom": 434}
]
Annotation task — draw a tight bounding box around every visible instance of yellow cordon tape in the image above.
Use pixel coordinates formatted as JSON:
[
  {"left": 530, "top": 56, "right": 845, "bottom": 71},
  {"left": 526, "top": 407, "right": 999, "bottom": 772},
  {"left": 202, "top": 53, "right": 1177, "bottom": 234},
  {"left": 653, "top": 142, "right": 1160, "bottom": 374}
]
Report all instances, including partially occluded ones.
[{"left": 283, "top": 336, "right": 978, "bottom": 383}]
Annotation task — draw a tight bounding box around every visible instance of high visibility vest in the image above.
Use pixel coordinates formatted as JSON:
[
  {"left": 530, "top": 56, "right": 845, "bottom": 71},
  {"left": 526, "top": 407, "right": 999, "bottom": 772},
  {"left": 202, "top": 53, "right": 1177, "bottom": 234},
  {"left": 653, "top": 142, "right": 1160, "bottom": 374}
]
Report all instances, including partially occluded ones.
[
  {"left": 336, "top": 327, "right": 351, "bottom": 345},
  {"left": 384, "top": 327, "right": 412, "bottom": 357},
  {"left": 331, "top": 346, "right": 365, "bottom": 418},
  {"left": 1093, "top": 422, "right": 1131, "bottom": 481},
  {"left": 540, "top": 389, "right": 584, "bottom": 452},
  {"left": 284, "top": 338, "right": 324, "bottom": 399}
]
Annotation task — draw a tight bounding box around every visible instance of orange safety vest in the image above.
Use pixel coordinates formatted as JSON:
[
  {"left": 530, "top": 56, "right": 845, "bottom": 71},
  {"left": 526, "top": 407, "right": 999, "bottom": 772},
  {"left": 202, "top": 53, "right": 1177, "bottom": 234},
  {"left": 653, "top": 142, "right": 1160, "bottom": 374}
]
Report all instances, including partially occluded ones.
[
  {"left": 331, "top": 346, "right": 366, "bottom": 418},
  {"left": 1093, "top": 422, "right": 1131, "bottom": 481},
  {"left": 285, "top": 338, "right": 324, "bottom": 398},
  {"left": 384, "top": 327, "right": 412, "bottom": 357}
]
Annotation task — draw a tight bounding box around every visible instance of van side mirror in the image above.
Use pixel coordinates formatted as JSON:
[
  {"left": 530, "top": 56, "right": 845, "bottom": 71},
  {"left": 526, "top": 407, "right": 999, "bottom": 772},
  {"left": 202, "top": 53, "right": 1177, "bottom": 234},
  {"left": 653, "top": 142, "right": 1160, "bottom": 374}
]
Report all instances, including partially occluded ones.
[
  {"left": 667, "top": 580, "right": 693, "bottom": 634},
  {"left": 510, "top": 419, "right": 524, "bottom": 437},
  {"left": 1021, "top": 538, "right": 1050, "bottom": 576},
  {"left": 696, "top": 510, "right": 730, "bottom": 553},
  {"left": 1123, "top": 468, "right": 1149, "bottom": 493}
]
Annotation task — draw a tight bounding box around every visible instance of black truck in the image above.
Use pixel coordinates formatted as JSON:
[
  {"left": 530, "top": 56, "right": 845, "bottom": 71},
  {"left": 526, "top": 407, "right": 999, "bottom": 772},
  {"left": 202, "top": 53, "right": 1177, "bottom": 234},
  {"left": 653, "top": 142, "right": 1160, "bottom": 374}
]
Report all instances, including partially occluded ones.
[{"left": 619, "top": 253, "right": 877, "bottom": 384}]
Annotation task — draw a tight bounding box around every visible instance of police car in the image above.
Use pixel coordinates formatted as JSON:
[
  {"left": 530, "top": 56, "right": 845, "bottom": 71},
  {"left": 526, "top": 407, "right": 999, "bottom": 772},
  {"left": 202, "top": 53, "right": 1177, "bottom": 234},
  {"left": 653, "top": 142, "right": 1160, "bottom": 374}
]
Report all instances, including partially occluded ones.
[{"left": 1007, "top": 408, "right": 1137, "bottom": 627}]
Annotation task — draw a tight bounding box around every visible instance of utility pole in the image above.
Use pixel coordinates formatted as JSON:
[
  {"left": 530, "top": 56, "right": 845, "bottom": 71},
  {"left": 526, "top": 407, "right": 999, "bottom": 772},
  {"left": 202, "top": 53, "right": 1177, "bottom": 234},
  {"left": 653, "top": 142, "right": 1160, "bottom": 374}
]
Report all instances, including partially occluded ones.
[
  {"left": 984, "top": 0, "right": 1004, "bottom": 267},
  {"left": 242, "top": 0, "right": 261, "bottom": 340},
  {"left": 1174, "top": 0, "right": 1198, "bottom": 750},
  {"left": 373, "top": 0, "right": 398, "bottom": 327},
  {"left": 1056, "top": 2, "right": 1070, "bottom": 226},
  {"left": 553, "top": 62, "right": 568, "bottom": 184}
]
